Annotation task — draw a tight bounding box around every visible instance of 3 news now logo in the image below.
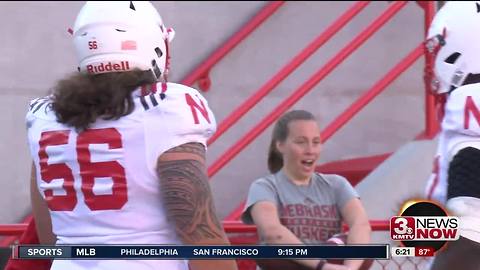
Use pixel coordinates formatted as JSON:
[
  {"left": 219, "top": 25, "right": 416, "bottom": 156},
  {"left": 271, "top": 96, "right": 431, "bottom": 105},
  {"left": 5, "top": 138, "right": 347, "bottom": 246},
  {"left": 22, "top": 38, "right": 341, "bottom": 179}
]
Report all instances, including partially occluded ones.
[
  {"left": 390, "top": 200, "right": 460, "bottom": 252},
  {"left": 390, "top": 216, "right": 459, "bottom": 241}
]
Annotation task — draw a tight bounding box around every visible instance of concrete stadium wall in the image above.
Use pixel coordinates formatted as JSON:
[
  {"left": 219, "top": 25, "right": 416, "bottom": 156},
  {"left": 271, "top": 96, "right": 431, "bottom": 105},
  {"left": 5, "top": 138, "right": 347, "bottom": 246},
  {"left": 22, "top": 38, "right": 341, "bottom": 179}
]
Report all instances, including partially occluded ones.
[{"left": 0, "top": 1, "right": 437, "bottom": 223}]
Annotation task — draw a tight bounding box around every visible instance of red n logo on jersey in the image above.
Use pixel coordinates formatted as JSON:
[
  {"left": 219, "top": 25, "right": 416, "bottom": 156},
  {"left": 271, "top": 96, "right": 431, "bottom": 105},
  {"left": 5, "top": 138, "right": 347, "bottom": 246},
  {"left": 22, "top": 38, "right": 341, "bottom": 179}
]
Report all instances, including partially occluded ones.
[
  {"left": 185, "top": 93, "right": 211, "bottom": 124},
  {"left": 464, "top": 96, "right": 480, "bottom": 129}
]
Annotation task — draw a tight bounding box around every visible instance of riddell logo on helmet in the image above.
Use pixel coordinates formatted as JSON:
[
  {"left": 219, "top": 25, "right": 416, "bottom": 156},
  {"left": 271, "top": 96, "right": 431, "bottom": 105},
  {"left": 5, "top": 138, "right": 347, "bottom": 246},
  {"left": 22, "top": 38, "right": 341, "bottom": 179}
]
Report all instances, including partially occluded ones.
[{"left": 86, "top": 61, "right": 131, "bottom": 73}]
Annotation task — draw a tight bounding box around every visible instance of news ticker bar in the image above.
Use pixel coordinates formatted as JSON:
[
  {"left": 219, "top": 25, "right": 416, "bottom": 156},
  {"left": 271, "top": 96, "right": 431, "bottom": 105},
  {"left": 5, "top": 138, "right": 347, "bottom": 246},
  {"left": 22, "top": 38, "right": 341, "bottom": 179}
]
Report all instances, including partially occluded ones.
[{"left": 13, "top": 245, "right": 390, "bottom": 260}]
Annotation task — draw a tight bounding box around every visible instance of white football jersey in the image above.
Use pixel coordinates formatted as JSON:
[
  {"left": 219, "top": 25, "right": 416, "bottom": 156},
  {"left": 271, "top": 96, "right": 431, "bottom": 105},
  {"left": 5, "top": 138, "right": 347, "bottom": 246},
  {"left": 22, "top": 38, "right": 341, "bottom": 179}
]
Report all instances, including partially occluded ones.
[
  {"left": 425, "top": 83, "right": 480, "bottom": 204},
  {"left": 26, "top": 82, "right": 216, "bottom": 270}
]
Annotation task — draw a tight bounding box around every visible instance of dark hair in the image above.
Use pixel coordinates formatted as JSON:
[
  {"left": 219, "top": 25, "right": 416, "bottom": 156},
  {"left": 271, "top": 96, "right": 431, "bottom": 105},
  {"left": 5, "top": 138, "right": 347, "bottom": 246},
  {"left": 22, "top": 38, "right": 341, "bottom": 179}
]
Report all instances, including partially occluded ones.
[
  {"left": 267, "top": 110, "right": 317, "bottom": 174},
  {"left": 51, "top": 69, "right": 156, "bottom": 131}
]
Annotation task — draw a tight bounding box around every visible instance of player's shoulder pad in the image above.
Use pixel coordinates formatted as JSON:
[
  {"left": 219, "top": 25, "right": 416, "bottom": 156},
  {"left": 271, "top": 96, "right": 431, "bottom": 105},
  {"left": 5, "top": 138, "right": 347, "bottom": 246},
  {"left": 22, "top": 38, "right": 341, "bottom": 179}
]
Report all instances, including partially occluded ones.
[
  {"left": 26, "top": 95, "right": 55, "bottom": 129},
  {"left": 140, "top": 82, "right": 214, "bottom": 125},
  {"left": 136, "top": 82, "right": 208, "bottom": 112},
  {"left": 26, "top": 95, "right": 54, "bottom": 119},
  {"left": 448, "top": 83, "right": 480, "bottom": 105},
  {"left": 142, "top": 82, "right": 216, "bottom": 161},
  {"left": 28, "top": 96, "right": 51, "bottom": 112},
  {"left": 166, "top": 82, "right": 202, "bottom": 95}
]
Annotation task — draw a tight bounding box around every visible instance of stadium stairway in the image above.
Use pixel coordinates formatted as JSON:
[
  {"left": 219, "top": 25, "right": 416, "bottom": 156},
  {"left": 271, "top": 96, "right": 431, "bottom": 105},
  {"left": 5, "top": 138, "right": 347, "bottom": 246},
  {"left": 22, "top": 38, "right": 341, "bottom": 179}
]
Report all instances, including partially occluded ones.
[{"left": 354, "top": 137, "right": 438, "bottom": 248}]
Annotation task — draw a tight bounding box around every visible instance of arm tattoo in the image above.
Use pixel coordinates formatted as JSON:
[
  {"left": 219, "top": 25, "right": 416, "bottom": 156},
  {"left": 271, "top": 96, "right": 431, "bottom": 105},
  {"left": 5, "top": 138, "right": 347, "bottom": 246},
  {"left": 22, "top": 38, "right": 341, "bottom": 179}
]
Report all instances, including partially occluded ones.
[
  {"left": 157, "top": 142, "right": 223, "bottom": 242},
  {"left": 161, "top": 142, "right": 206, "bottom": 156}
]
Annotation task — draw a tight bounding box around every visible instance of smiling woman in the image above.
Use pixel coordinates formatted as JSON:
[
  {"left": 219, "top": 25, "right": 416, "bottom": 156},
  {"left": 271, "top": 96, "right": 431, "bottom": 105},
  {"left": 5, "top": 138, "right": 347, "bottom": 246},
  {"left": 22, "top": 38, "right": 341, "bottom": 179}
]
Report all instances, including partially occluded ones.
[{"left": 241, "top": 110, "right": 371, "bottom": 270}]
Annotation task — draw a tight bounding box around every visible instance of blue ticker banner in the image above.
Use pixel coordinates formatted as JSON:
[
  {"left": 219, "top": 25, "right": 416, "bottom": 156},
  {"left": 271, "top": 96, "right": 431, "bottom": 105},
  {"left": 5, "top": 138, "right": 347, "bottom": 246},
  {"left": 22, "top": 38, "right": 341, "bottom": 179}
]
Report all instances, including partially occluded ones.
[{"left": 15, "top": 245, "right": 389, "bottom": 260}]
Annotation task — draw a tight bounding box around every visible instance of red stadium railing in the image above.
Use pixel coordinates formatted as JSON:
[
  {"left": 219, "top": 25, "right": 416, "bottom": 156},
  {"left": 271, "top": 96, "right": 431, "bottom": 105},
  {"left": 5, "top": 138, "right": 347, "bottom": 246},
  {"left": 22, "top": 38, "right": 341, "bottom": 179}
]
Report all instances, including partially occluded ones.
[
  {"left": 0, "top": 224, "right": 27, "bottom": 236},
  {"left": 0, "top": 6, "right": 439, "bottom": 269},
  {"left": 207, "top": 1, "right": 370, "bottom": 145},
  {"left": 217, "top": 2, "right": 437, "bottom": 224},
  {"left": 321, "top": 43, "right": 424, "bottom": 142},
  {"left": 208, "top": 1, "right": 409, "bottom": 178},
  {"left": 0, "top": 216, "right": 32, "bottom": 247},
  {"left": 181, "top": 1, "right": 284, "bottom": 91},
  {"left": 219, "top": 1, "right": 436, "bottom": 222},
  {"left": 222, "top": 220, "right": 390, "bottom": 234},
  {"left": 420, "top": 1, "right": 440, "bottom": 139}
]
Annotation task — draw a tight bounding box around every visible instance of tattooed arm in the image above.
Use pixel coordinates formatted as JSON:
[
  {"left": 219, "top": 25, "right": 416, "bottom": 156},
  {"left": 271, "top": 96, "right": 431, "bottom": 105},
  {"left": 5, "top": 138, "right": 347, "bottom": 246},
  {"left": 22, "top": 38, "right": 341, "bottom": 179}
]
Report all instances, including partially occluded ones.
[{"left": 156, "top": 142, "right": 237, "bottom": 270}]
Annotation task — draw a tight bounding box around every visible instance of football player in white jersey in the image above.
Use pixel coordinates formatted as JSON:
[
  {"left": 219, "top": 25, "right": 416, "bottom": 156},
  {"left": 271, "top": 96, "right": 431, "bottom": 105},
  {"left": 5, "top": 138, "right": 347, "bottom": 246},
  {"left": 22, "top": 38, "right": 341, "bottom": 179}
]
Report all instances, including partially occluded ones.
[
  {"left": 423, "top": 2, "right": 480, "bottom": 270},
  {"left": 25, "top": 2, "right": 237, "bottom": 270}
]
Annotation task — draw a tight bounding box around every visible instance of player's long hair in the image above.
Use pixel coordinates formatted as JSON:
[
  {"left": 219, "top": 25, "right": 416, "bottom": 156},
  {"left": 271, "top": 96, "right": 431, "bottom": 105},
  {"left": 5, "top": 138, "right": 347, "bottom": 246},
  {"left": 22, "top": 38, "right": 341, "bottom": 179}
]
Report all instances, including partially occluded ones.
[
  {"left": 268, "top": 110, "right": 317, "bottom": 174},
  {"left": 51, "top": 69, "right": 155, "bottom": 131}
]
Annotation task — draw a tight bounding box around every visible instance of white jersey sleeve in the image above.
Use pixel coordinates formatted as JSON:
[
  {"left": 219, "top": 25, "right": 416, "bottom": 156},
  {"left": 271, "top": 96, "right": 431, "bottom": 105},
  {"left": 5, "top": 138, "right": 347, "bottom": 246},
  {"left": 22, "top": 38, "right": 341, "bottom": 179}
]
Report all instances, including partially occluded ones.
[{"left": 142, "top": 83, "right": 217, "bottom": 169}]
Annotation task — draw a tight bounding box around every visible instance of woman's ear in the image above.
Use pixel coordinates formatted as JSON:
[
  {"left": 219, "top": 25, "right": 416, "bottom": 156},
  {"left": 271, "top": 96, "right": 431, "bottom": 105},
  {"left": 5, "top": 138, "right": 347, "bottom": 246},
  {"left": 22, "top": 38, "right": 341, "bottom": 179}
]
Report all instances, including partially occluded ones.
[{"left": 275, "top": 140, "right": 284, "bottom": 155}]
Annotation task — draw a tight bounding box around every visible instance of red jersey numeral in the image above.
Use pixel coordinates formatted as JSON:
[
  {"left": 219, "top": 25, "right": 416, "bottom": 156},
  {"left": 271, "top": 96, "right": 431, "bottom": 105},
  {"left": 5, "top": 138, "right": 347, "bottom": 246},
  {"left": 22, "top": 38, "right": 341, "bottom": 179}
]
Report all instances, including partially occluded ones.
[
  {"left": 38, "top": 128, "right": 127, "bottom": 211},
  {"left": 39, "top": 131, "right": 77, "bottom": 211}
]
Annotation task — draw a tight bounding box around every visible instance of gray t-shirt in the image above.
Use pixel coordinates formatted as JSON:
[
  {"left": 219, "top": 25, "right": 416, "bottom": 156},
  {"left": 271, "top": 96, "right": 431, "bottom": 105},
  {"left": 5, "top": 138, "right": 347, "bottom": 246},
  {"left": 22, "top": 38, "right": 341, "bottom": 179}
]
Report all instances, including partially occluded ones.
[{"left": 241, "top": 170, "right": 359, "bottom": 244}]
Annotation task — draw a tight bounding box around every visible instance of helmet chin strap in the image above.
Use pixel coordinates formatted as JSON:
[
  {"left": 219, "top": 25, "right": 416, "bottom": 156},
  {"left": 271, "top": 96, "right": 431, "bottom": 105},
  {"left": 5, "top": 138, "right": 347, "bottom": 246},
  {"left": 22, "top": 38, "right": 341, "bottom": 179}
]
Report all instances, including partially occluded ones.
[
  {"left": 163, "top": 33, "right": 172, "bottom": 83},
  {"left": 161, "top": 27, "right": 175, "bottom": 83}
]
